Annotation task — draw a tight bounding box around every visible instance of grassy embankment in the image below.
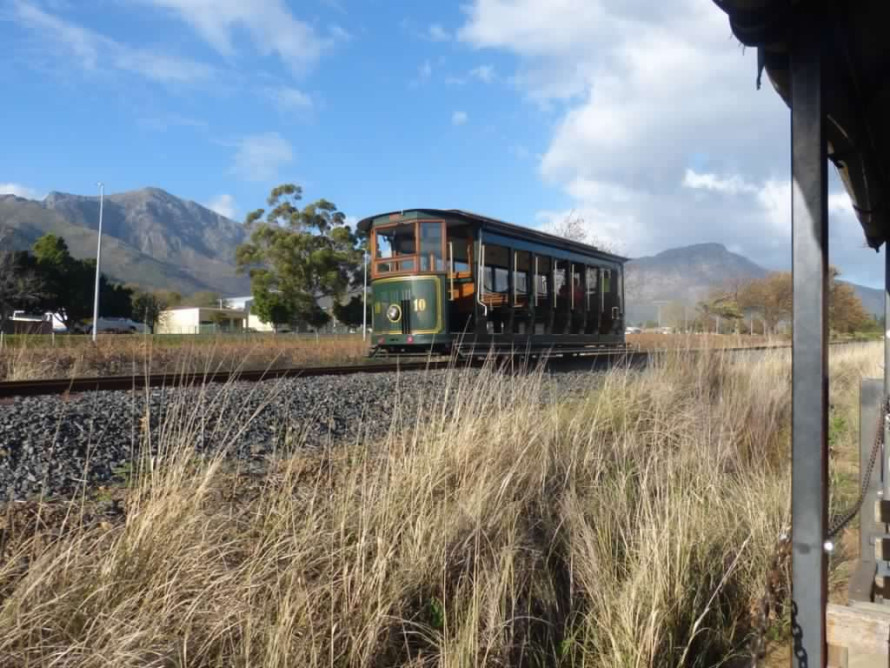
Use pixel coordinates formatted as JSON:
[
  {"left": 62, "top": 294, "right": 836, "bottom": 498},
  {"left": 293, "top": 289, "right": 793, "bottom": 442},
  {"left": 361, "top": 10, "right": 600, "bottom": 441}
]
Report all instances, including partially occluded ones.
[
  {"left": 0, "top": 343, "right": 879, "bottom": 665},
  {"left": 0, "top": 333, "right": 370, "bottom": 381},
  {"left": 0, "top": 331, "right": 796, "bottom": 382}
]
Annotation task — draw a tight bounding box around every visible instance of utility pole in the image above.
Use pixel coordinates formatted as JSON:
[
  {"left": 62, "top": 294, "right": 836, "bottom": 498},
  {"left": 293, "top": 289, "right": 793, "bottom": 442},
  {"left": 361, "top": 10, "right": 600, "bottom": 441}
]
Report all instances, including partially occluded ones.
[
  {"left": 362, "top": 251, "right": 368, "bottom": 341},
  {"left": 91, "top": 182, "right": 105, "bottom": 343}
]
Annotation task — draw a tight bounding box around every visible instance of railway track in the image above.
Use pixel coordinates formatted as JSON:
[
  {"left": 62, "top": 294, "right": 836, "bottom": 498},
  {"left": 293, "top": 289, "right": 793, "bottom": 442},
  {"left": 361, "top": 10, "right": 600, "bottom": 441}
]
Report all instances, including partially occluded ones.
[{"left": 0, "top": 341, "right": 870, "bottom": 399}]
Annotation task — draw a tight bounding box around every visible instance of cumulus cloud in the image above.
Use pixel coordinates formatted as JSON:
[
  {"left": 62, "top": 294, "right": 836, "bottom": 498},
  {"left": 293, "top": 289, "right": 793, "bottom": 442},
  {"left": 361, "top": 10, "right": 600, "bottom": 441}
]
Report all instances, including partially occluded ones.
[
  {"left": 230, "top": 133, "right": 293, "bottom": 182},
  {"left": 427, "top": 23, "right": 451, "bottom": 41},
  {"left": 451, "top": 110, "right": 468, "bottom": 126},
  {"left": 457, "top": 0, "right": 883, "bottom": 285},
  {"left": 0, "top": 183, "right": 43, "bottom": 200},
  {"left": 204, "top": 193, "right": 237, "bottom": 219},
  {"left": 141, "top": 0, "right": 329, "bottom": 73},
  {"left": 264, "top": 86, "right": 313, "bottom": 112},
  {"left": 12, "top": 1, "right": 214, "bottom": 84}
]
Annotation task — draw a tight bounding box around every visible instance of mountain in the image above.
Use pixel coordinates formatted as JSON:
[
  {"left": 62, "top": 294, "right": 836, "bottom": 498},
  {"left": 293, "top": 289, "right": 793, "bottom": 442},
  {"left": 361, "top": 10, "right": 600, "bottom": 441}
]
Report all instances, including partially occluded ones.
[
  {"left": 0, "top": 188, "right": 249, "bottom": 295},
  {"left": 625, "top": 242, "right": 881, "bottom": 324}
]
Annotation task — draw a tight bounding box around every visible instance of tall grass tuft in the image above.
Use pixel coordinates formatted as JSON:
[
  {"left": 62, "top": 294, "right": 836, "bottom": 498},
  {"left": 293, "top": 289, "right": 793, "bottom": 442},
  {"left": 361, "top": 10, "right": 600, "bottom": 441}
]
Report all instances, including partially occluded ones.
[{"left": 0, "top": 344, "right": 879, "bottom": 666}]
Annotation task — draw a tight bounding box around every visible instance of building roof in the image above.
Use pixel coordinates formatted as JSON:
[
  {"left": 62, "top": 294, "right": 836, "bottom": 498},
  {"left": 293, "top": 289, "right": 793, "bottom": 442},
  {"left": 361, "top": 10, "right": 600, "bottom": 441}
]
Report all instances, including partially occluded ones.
[{"left": 713, "top": 0, "right": 890, "bottom": 248}]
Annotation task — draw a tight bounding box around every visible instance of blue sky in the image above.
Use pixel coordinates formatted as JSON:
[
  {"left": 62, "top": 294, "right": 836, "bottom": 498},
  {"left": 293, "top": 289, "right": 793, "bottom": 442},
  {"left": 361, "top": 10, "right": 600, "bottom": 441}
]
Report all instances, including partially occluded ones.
[{"left": 1, "top": 0, "right": 885, "bottom": 287}]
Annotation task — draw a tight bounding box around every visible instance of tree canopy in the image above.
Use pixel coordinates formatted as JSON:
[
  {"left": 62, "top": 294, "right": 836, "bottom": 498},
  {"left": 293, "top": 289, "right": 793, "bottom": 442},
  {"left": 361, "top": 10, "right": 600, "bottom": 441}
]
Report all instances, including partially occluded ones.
[{"left": 236, "top": 184, "right": 361, "bottom": 331}]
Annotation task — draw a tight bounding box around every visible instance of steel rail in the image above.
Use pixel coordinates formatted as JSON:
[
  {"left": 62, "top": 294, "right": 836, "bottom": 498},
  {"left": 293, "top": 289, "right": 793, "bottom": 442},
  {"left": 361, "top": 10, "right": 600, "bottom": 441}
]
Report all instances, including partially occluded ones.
[
  {"left": 0, "top": 341, "right": 870, "bottom": 399},
  {"left": 0, "top": 360, "right": 458, "bottom": 399}
]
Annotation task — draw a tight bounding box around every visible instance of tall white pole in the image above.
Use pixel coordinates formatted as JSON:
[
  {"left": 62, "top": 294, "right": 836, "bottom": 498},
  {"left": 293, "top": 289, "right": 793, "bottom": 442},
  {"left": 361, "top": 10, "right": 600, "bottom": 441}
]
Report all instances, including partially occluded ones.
[
  {"left": 91, "top": 182, "right": 104, "bottom": 343},
  {"left": 362, "top": 251, "right": 368, "bottom": 341}
]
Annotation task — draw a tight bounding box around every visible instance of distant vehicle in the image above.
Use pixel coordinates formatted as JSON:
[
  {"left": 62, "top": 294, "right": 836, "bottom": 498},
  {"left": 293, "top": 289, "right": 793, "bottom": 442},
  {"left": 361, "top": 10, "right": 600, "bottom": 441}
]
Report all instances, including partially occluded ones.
[
  {"left": 658, "top": 326, "right": 673, "bottom": 335},
  {"left": 86, "top": 317, "right": 150, "bottom": 335},
  {"left": 625, "top": 326, "right": 642, "bottom": 335}
]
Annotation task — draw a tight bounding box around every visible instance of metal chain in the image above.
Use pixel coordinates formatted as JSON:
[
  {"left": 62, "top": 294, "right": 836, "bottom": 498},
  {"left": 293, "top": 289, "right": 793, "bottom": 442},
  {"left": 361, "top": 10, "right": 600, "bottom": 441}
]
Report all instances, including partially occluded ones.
[
  {"left": 748, "top": 524, "right": 792, "bottom": 667},
  {"left": 827, "top": 396, "right": 888, "bottom": 539},
  {"left": 748, "top": 397, "right": 888, "bottom": 665}
]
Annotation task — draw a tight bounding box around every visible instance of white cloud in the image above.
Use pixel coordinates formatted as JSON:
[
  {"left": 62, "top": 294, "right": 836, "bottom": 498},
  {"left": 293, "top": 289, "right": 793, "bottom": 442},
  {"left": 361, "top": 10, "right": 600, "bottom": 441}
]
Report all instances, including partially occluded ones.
[
  {"left": 451, "top": 110, "right": 468, "bottom": 126},
  {"left": 142, "top": 0, "right": 329, "bottom": 73},
  {"left": 204, "top": 194, "right": 237, "bottom": 219},
  {"left": 428, "top": 23, "right": 451, "bottom": 41},
  {"left": 469, "top": 64, "right": 495, "bottom": 83},
  {"left": 230, "top": 132, "right": 293, "bottom": 182},
  {"left": 418, "top": 60, "right": 432, "bottom": 82},
  {"left": 264, "top": 86, "right": 313, "bottom": 112},
  {"left": 455, "top": 0, "right": 868, "bottom": 280},
  {"left": 12, "top": 1, "right": 214, "bottom": 84},
  {"left": 682, "top": 169, "right": 758, "bottom": 196},
  {"left": 0, "top": 183, "right": 43, "bottom": 200}
]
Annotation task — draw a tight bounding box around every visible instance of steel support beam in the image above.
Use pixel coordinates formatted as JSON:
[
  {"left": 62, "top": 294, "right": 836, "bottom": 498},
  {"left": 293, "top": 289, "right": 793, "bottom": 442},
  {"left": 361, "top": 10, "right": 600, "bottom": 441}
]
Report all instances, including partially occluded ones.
[
  {"left": 884, "top": 249, "right": 890, "bottom": 508},
  {"left": 790, "top": 9, "right": 828, "bottom": 666}
]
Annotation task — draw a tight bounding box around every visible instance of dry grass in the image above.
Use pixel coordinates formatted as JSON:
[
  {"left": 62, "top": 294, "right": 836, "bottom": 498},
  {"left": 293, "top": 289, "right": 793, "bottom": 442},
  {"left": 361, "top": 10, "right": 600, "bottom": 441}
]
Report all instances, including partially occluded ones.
[
  {"left": 627, "top": 332, "right": 784, "bottom": 351},
  {"left": 0, "top": 334, "right": 369, "bottom": 381},
  {"left": 0, "top": 344, "right": 880, "bottom": 666}
]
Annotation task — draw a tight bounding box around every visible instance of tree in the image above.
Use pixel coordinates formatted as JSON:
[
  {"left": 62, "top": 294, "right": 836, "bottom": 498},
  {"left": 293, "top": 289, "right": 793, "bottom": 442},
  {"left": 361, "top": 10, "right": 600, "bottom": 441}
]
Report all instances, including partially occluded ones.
[
  {"left": 829, "top": 268, "right": 870, "bottom": 334},
  {"left": 0, "top": 249, "right": 44, "bottom": 332},
  {"left": 736, "top": 268, "right": 870, "bottom": 335},
  {"left": 332, "top": 295, "right": 369, "bottom": 329},
  {"left": 31, "top": 234, "right": 133, "bottom": 331},
  {"left": 32, "top": 234, "right": 94, "bottom": 331},
  {"left": 131, "top": 290, "right": 181, "bottom": 333},
  {"left": 185, "top": 291, "right": 224, "bottom": 308},
  {"left": 236, "top": 184, "right": 360, "bottom": 331},
  {"left": 550, "top": 211, "right": 620, "bottom": 253},
  {"left": 737, "top": 272, "right": 792, "bottom": 334}
]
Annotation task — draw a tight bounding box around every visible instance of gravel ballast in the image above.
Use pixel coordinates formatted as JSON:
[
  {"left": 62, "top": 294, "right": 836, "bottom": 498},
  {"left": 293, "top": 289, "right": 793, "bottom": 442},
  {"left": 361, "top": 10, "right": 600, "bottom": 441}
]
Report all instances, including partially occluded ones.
[{"left": 0, "top": 367, "right": 607, "bottom": 501}]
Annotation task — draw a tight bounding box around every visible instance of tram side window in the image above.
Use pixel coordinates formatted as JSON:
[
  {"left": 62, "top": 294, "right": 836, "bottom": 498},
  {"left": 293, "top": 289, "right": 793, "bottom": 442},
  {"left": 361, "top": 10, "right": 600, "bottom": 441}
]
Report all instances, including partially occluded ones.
[
  {"left": 535, "top": 256, "right": 551, "bottom": 304},
  {"left": 554, "top": 262, "right": 566, "bottom": 300},
  {"left": 419, "top": 222, "right": 445, "bottom": 271},
  {"left": 514, "top": 251, "right": 531, "bottom": 299},
  {"left": 586, "top": 266, "right": 598, "bottom": 309},
  {"left": 447, "top": 227, "right": 472, "bottom": 275},
  {"left": 482, "top": 245, "right": 510, "bottom": 294}
]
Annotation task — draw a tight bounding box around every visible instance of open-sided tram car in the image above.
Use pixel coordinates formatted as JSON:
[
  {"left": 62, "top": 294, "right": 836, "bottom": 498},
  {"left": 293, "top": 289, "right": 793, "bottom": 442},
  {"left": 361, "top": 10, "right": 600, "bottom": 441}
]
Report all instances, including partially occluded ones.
[{"left": 357, "top": 209, "right": 626, "bottom": 356}]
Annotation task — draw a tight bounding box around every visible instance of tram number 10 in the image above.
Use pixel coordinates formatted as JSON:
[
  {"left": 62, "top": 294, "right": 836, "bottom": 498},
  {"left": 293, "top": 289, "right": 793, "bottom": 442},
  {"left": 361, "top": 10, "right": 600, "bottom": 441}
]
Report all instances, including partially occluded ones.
[{"left": 373, "top": 299, "right": 427, "bottom": 314}]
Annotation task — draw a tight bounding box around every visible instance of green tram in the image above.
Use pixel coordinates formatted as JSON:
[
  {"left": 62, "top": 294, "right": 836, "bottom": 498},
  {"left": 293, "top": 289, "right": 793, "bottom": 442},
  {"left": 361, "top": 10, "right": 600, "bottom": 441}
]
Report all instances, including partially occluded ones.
[{"left": 357, "top": 209, "right": 627, "bottom": 356}]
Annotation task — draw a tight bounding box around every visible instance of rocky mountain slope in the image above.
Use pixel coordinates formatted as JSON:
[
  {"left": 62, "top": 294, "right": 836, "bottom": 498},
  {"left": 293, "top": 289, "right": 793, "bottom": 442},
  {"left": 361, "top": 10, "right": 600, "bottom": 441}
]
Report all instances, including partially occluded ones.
[
  {"left": 625, "top": 242, "right": 881, "bottom": 323},
  {"left": 0, "top": 188, "right": 249, "bottom": 295}
]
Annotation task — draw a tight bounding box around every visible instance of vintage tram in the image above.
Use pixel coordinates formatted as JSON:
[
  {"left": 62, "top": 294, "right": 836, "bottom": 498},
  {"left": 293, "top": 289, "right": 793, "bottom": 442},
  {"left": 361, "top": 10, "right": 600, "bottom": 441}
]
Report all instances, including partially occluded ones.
[{"left": 357, "top": 209, "right": 626, "bottom": 356}]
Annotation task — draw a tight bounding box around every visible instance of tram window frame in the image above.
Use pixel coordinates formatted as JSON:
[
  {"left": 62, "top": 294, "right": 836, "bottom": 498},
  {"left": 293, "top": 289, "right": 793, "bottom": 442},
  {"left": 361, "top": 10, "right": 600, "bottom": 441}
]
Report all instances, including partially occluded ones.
[
  {"left": 514, "top": 251, "right": 531, "bottom": 300},
  {"left": 585, "top": 266, "right": 598, "bottom": 310},
  {"left": 482, "top": 244, "right": 511, "bottom": 295},
  {"left": 371, "top": 219, "right": 446, "bottom": 277}
]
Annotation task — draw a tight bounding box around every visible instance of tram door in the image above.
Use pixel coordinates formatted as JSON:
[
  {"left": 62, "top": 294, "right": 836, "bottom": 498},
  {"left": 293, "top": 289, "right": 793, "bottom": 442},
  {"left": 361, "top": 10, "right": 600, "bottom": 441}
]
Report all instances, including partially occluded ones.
[
  {"left": 446, "top": 225, "right": 474, "bottom": 333},
  {"left": 599, "top": 267, "right": 622, "bottom": 335}
]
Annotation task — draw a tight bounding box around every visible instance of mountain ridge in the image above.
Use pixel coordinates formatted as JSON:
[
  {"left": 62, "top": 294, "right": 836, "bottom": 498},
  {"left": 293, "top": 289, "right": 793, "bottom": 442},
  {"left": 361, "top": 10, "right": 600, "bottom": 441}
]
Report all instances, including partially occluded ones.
[{"left": 1, "top": 187, "right": 249, "bottom": 295}]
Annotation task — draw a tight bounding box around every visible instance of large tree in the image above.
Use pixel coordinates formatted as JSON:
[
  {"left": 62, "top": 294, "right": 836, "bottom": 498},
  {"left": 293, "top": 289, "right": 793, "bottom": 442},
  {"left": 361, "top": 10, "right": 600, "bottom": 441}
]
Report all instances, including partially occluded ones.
[
  {"left": 236, "top": 184, "right": 360, "bottom": 331},
  {"left": 737, "top": 268, "right": 870, "bottom": 334},
  {"left": 32, "top": 234, "right": 132, "bottom": 330}
]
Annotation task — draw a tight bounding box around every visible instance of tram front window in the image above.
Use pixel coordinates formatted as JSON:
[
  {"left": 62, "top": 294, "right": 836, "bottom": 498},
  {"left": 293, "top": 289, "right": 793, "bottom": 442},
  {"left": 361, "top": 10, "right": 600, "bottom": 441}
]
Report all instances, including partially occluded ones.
[{"left": 374, "top": 224, "right": 416, "bottom": 273}]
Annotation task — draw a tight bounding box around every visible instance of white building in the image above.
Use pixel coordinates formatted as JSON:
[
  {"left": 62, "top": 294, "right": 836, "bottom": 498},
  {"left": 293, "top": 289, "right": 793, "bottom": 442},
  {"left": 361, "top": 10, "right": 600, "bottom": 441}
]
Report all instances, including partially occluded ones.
[
  {"left": 156, "top": 306, "right": 247, "bottom": 335},
  {"left": 226, "top": 296, "right": 276, "bottom": 332}
]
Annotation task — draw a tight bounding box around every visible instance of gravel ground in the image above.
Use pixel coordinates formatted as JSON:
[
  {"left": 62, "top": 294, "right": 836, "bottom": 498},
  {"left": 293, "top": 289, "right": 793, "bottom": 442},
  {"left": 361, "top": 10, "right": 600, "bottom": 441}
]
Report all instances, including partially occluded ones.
[{"left": 0, "top": 366, "right": 608, "bottom": 501}]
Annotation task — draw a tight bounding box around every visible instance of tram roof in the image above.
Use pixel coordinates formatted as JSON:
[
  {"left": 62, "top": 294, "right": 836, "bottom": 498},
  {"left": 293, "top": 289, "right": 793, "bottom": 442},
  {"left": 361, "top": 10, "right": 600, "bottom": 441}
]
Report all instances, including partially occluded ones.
[
  {"left": 356, "top": 208, "right": 628, "bottom": 263},
  {"left": 714, "top": 0, "right": 890, "bottom": 249}
]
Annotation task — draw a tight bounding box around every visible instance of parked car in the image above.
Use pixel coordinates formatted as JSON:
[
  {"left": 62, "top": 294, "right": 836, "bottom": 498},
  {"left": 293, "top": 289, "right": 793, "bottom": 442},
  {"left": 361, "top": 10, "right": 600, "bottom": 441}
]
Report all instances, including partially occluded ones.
[
  {"left": 625, "top": 326, "right": 642, "bottom": 335},
  {"left": 86, "top": 317, "right": 150, "bottom": 335}
]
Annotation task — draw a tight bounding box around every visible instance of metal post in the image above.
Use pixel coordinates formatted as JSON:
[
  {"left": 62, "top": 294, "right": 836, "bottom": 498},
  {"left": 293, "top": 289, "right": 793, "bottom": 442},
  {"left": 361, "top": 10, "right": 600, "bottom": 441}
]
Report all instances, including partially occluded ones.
[
  {"left": 790, "top": 10, "right": 828, "bottom": 665},
  {"left": 881, "top": 248, "right": 890, "bottom": 499},
  {"left": 362, "top": 251, "right": 368, "bottom": 341},
  {"left": 91, "top": 182, "right": 104, "bottom": 343}
]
